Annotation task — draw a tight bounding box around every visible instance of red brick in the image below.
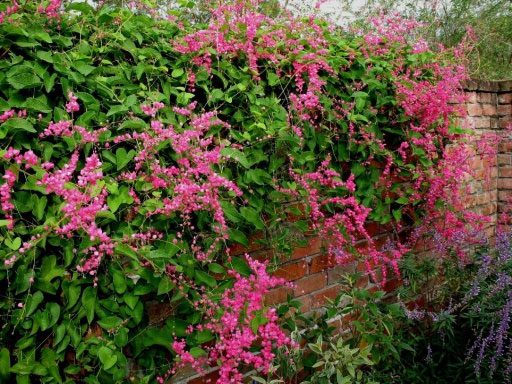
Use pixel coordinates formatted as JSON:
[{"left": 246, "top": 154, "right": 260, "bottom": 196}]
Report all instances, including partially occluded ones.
[
  {"left": 478, "top": 92, "right": 494, "bottom": 103},
  {"left": 364, "top": 222, "right": 381, "bottom": 237},
  {"left": 310, "top": 285, "right": 341, "bottom": 309},
  {"left": 188, "top": 370, "right": 219, "bottom": 384},
  {"left": 327, "top": 263, "right": 357, "bottom": 285},
  {"left": 291, "top": 236, "right": 322, "bottom": 260},
  {"left": 500, "top": 168, "right": 512, "bottom": 178},
  {"left": 498, "top": 93, "right": 512, "bottom": 104},
  {"left": 466, "top": 103, "right": 482, "bottom": 116},
  {"left": 293, "top": 273, "right": 327, "bottom": 296},
  {"left": 499, "top": 191, "right": 511, "bottom": 201},
  {"left": 498, "top": 178, "right": 512, "bottom": 190},
  {"left": 480, "top": 203, "right": 497, "bottom": 216},
  {"left": 466, "top": 92, "right": 478, "bottom": 103},
  {"left": 472, "top": 116, "right": 491, "bottom": 129},
  {"left": 296, "top": 295, "right": 313, "bottom": 313},
  {"left": 498, "top": 104, "right": 511, "bottom": 116},
  {"left": 499, "top": 140, "right": 512, "bottom": 152},
  {"left": 356, "top": 273, "right": 370, "bottom": 288},
  {"left": 273, "top": 260, "right": 307, "bottom": 281},
  {"left": 383, "top": 278, "right": 402, "bottom": 293},
  {"left": 229, "top": 232, "right": 265, "bottom": 255},
  {"left": 264, "top": 286, "right": 293, "bottom": 306},
  {"left": 482, "top": 104, "right": 496, "bottom": 116},
  {"left": 309, "top": 254, "right": 336, "bottom": 274},
  {"left": 499, "top": 118, "right": 512, "bottom": 129},
  {"left": 498, "top": 154, "right": 511, "bottom": 166}
]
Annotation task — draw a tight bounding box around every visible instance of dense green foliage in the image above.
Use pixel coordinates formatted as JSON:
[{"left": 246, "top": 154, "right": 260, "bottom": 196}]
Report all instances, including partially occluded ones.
[{"left": 0, "top": 1, "right": 471, "bottom": 383}]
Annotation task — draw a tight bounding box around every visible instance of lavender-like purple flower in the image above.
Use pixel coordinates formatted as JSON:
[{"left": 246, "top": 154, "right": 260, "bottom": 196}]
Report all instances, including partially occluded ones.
[
  {"left": 465, "top": 230, "right": 512, "bottom": 379},
  {"left": 490, "top": 297, "right": 511, "bottom": 374}
]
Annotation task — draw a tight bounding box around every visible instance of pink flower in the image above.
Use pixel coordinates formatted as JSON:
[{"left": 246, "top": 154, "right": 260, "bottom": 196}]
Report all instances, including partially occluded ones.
[{"left": 65, "top": 92, "right": 80, "bottom": 113}]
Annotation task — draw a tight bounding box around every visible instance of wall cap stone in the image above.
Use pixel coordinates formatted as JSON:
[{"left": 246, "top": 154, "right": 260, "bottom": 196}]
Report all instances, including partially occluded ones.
[{"left": 463, "top": 80, "right": 512, "bottom": 93}]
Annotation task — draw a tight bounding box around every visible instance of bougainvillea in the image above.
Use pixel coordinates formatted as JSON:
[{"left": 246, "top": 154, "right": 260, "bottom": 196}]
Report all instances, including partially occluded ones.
[{"left": 0, "top": 0, "right": 492, "bottom": 383}]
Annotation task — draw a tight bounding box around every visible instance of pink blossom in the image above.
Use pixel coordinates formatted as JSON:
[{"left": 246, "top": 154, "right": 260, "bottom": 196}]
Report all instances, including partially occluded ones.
[{"left": 65, "top": 92, "right": 80, "bottom": 113}]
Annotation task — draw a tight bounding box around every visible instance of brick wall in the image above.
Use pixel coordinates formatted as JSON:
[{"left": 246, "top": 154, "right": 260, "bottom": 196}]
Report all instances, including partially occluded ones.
[
  {"left": 463, "top": 80, "right": 512, "bottom": 227},
  {"left": 171, "top": 81, "right": 512, "bottom": 383}
]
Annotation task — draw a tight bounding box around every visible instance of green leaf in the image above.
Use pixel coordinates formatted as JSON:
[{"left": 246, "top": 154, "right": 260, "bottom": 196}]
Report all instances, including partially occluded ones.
[
  {"left": 39, "top": 255, "right": 64, "bottom": 282},
  {"left": 40, "top": 303, "right": 60, "bottom": 331},
  {"left": 112, "top": 269, "right": 127, "bottom": 294},
  {"left": 82, "top": 287, "right": 96, "bottom": 324},
  {"left": 44, "top": 73, "right": 57, "bottom": 93},
  {"left": 124, "top": 294, "right": 138, "bottom": 310},
  {"left": 221, "top": 148, "right": 250, "bottom": 169},
  {"left": 220, "top": 202, "right": 243, "bottom": 223},
  {"left": 115, "top": 148, "right": 135, "bottom": 171},
  {"left": 107, "top": 186, "right": 134, "bottom": 213},
  {"left": 34, "top": 31, "right": 52, "bottom": 43},
  {"left": 74, "top": 61, "right": 95, "bottom": 76},
  {"left": 189, "top": 347, "right": 207, "bottom": 358},
  {"left": 115, "top": 243, "right": 138, "bottom": 261},
  {"left": 246, "top": 169, "right": 272, "bottom": 185},
  {"left": 208, "top": 263, "right": 225, "bottom": 274},
  {"left": 240, "top": 207, "right": 265, "bottom": 230},
  {"left": 4, "top": 237, "right": 21, "bottom": 250},
  {"left": 229, "top": 257, "right": 251, "bottom": 276},
  {"left": 66, "top": 1, "right": 94, "bottom": 14},
  {"left": 250, "top": 310, "right": 268, "bottom": 333},
  {"left": 26, "top": 291, "right": 44, "bottom": 316},
  {"left": 119, "top": 118, "right": 146, "bottom": 130},
  {"left": 171, "top": 68, "right": 184, "bottom": 78},
  {"left": 7, "top": 71, "right": 41, "bottom": 90},
  {"left": 97, "top": 316, "right": 123, "bottom": 330},
  {"left": 267, "top": 72, "right": 280, "bottom": 86},
  {"left": 36, "top": 51, "right": 54, "bottom": 63},
  {"left": 196, "top": 330, "right": 214, "bottom": 344},
  {"left": 33, "top": 195, "right": 47, "bottom": 220},
  {"left": 107, "top": 104, "right": 129, "bottom": 117},
  {"left": 227, "top": 228, "right": 248, "bottom": 246},
  {"left": 97, "top": 347, "right": 117, "bottom": 370},
  {"left": 0, "top": 348, "right": 10, "bottom": 379},
  {"left": 396, "top": 197, "right": 409, "bottom": 204},
  {"left": 1, "top": 118, "right": 36, "bottom": 134},
  {"left": 195, "top": 270, "right": 217, "bottom": 288},
  {"left": 65, "top": 284, "right": 81, "bottom": 309},
  {"left": 114, "top": 328, "right": 129, "bottom": 348},
  {"left": 157, "top": 276, "right": 175, "bottom": 295}
]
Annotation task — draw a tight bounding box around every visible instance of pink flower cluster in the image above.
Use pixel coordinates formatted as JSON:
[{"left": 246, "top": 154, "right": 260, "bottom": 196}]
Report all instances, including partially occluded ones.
[
  {"left": 40, "top": 120, "right": 107, "bottom": 144},
  {"left": 289, "top": 158, "right": 407, "bottom": 283},
  {"left": 141, "top": 101, "right": 164, "bottom": 117},
  {"left": 37, "top": 0, "right": 62, "bottom": 19},
  {"left": 0, "top": 0, "right": 63, "bottom": 23},
  {"left": 173, "top": 0, "right": 331, "bottom": 135},
  {"left": 38, "top": 152, "right": 113, "bottom": 275},
  {"left": 0, "top": 109, "right": 26, "bottom": 122},
  {"left": 0, "top": 169, "right": 16, "bottom": 232},
  {"left": 169, "top": 256, "right": 292, "bottom": 384},
  {"left": 0, "top": 0, "right": 19, "bottom": 24},
  {"left": 65, "top": 92, "right": 80, "bottom": 113},
  {"left": 114, "top": 105, "right": 242, "bottom": 261}
]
